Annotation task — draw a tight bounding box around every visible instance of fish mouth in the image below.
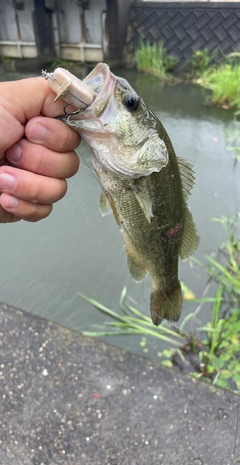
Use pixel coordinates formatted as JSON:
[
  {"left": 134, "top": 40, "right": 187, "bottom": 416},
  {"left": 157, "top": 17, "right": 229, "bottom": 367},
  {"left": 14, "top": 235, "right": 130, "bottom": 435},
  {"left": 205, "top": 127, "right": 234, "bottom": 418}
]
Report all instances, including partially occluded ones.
[
  {"left": 81, "top": 63, "right": 116, "bottom": 117},
  {"left": 54, "top": 62, "right": 116, "bottom": 123},
  {"left": 83, "top": 63, "right": 113, "bottom": 97}
]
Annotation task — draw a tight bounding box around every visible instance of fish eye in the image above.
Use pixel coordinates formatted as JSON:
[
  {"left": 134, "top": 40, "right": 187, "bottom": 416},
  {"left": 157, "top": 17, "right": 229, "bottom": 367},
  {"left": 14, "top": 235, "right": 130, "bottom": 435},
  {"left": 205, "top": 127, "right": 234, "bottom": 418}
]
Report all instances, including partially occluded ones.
[{"left": 123, "top": 92, "right": 139, "bottom": 112}]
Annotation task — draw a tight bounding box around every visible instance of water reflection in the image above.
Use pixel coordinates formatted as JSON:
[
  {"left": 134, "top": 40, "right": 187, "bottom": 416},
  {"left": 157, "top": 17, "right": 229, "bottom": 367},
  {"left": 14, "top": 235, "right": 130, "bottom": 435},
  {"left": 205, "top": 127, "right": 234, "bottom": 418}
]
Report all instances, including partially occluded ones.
[{"left": 0, "top": 65, "right": 239, "bottom": 358}]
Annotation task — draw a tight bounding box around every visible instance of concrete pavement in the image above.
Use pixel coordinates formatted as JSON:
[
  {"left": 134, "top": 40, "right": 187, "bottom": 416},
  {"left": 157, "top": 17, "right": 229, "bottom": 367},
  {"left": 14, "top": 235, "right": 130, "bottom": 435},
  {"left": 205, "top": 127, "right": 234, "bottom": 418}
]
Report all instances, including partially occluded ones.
[{"left": 0, "top": 302, "right": 239, "bottom": 465}]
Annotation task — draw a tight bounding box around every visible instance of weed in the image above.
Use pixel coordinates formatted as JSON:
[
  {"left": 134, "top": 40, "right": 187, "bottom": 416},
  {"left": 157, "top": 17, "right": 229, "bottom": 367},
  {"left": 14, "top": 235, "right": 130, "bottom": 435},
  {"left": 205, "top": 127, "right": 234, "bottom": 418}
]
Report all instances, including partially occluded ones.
[
  {"left": 135, "top": 39, "right": 179, "bottom": 79},
  {"left": 199, "top": 64, "right": 240, "bottom": 111},
  {"left": 191, "top": 48, "right": 213, "bottom": 75}
]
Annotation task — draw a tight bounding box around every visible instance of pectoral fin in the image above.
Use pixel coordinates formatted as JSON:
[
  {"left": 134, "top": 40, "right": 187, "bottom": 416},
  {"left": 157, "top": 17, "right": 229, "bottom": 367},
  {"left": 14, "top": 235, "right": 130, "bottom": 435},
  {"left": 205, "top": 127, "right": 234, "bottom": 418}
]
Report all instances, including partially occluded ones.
[
  {"left": 137, "top": 130, "right": 169, "bottom": 174},
  {"left": 125, "top": 247, "right": 148, "bottom": 282},
  {"left": 179, "top": 207, "right": 200, "bottom": 260},
  {"left": 99, "top": 191, "right": 112, "bottom": 216},
  {"left": 132, "top": 182, "right": 153, "bottom": 223}
]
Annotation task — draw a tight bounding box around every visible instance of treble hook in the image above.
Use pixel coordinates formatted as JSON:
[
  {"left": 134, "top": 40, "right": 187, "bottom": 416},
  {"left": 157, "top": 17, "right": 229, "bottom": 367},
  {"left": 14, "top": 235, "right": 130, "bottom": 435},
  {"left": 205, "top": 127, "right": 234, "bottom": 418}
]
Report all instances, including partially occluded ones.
[
  {"left": 63, "top": 103, "right": 85, "bottom": 116},
  {"left": 58, "top": 103, "right": 90, "bottom": 127}
]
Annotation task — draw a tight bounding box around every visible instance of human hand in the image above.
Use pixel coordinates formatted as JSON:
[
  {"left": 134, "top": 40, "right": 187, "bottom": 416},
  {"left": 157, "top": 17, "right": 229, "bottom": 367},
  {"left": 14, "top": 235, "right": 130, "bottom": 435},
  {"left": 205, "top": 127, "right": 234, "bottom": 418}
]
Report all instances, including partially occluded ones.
[{"left": 0, "top": 76, "right": 80, "bottom": 223}]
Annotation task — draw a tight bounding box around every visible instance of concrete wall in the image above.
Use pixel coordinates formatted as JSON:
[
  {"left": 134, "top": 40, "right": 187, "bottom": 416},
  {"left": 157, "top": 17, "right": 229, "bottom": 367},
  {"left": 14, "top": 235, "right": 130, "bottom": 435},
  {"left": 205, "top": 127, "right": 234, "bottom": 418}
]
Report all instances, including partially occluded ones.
[
  {"left": 0, "top": 0, "right": 106, "bottom": 62},
  {"left": 127, "top": 1, "right": 240, "bottom": 63},
  {"left": 0, "top": 0, "right": 36, "bottom": 58}
]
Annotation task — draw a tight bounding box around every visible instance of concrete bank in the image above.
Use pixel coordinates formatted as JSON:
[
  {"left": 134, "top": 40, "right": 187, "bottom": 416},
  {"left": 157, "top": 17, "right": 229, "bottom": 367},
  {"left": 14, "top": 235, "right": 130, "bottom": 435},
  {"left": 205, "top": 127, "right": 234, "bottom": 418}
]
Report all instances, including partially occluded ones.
[{"left": 0, "top": 303, "right": 239, "bottom": 465}]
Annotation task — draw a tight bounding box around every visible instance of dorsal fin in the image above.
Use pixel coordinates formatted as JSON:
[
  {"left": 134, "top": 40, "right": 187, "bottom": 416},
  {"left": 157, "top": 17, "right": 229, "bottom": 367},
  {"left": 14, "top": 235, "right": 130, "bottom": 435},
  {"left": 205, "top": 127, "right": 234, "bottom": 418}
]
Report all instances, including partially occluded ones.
[{"left": 177, "top": 157, "right": 196, "bottom": 201}]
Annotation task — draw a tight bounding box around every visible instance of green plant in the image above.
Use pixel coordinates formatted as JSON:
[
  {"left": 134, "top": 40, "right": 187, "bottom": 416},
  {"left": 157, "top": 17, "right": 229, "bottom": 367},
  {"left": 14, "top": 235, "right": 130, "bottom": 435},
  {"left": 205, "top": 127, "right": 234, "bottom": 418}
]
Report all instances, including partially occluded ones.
[
  {"left": 208, "top": 215, "right": 240, "bottom": 304},
  {"left": 191, "top": 48, "right": 213, "bottom": 75},
  {"left": 135, "top": 39, "right": 166, "bottom": 78},
  {"left": 135, "top": 39, "right": 178, "bottom": 78},
  {"left": 82, "top": 286, "right": 187, "bottom": 347},
  {"left": 185, "top": 215, "right": 240, "bottom": 390},
  {"left": 226, "top": 52, "right": 240, "bottom": 67},
  {"left": 197, "top": 302, "right": 240, "bottom": 391},
  {"left": 163, "top": 54, "right": 179, "bottom": 72},
  {"left": 199, "top": 64, "right": 240, "bottom": 110}
]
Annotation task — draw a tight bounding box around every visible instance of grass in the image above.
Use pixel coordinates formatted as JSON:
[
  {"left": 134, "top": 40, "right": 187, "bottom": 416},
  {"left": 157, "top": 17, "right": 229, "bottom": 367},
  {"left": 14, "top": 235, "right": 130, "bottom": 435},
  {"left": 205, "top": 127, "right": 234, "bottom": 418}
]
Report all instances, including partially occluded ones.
[
  {"left": 199, "top": 64, "right": 240, "bottom": 111},
  {"left": 135, "top": 39, "right": 179, "bottom": 79},
  {"left": 82, "top": 215, "right": 240, "bottom": 393}
]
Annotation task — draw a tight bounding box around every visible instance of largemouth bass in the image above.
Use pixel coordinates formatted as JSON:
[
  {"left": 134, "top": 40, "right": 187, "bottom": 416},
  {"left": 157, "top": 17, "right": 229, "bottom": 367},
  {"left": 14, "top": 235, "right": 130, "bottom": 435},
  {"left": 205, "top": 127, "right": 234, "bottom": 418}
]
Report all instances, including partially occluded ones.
[{"left": 43, "top": 64, "right": 200, "bottom": 326}]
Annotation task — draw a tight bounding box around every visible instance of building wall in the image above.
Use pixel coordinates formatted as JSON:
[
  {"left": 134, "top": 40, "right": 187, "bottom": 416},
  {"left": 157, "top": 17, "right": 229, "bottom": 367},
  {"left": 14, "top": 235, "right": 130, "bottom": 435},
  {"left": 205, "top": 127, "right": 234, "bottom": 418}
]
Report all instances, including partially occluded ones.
[
  {"left": 0, "top": 0, "right": 106, "bottom": 61},
  {"left": 127, "top": 1, "right": 240, "bottom": 62},
  {"left": 0, "top": 0, "right": 35, "bottom": 42},
  {"left": 44, "top": 0, "right": 105, "bottom": 45}
]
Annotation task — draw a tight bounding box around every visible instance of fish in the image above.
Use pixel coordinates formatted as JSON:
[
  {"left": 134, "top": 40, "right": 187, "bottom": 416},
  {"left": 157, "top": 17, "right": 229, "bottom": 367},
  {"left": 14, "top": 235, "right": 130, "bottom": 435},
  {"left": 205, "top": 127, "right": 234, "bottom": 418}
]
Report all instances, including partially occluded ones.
[{"left": 43, "top": 63, "right": 200, "bottom": 326}]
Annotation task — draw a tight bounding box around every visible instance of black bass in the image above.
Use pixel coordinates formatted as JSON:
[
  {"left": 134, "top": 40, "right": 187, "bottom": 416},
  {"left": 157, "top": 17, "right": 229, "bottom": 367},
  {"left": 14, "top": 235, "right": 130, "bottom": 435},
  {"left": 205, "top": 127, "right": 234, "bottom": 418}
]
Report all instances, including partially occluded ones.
[{"left": 43, "top": 64, "right": 200, "bottom": 326}]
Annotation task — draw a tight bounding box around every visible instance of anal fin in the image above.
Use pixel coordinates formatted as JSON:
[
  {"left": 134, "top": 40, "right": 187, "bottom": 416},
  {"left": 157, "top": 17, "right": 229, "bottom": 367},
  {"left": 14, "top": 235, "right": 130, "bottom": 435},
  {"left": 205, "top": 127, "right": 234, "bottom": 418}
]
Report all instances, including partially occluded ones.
[{"left": 125, "top": 247, "right": 148, "bottom": 282}]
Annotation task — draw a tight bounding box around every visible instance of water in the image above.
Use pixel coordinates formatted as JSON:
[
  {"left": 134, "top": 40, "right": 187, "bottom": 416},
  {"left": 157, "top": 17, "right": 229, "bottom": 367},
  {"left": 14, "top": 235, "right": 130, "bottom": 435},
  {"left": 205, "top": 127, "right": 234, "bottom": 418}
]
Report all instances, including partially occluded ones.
[{"left": 0, "top": 65, "right": 239, "bottom": 358}]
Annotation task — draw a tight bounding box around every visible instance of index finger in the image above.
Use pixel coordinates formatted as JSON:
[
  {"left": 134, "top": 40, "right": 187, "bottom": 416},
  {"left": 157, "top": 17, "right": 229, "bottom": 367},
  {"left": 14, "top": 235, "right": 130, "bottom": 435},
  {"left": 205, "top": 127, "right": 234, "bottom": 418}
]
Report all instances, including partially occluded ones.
[{"left": 25, "top": 116, "right": 81, "bottom": 152}]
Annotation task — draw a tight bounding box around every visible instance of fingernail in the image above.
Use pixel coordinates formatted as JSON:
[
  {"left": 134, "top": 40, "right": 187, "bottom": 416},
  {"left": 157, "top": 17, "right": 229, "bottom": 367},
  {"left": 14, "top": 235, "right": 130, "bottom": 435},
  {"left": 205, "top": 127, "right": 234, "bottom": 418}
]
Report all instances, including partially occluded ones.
[
  {"left": 5, "top": 195, "right": 19, "bottom": 209},
  {"left": 7, "top": 143, "right": 22, "bottom": 162},
  {"left": 0, "top": 173, "right": 16, "bottom": 191},
  {"left": 29, "top": 123, "right": 47, "bottom": 141}
]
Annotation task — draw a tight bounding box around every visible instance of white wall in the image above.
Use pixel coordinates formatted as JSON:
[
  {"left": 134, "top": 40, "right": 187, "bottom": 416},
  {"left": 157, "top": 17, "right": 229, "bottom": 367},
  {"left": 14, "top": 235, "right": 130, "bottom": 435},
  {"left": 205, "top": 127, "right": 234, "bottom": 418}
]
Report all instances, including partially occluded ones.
[
  {"left": 0, "top": 0, "right": 106, "bottom": 60},
  {"left": 46, "top": 0, "right": 106, "bottom": 45},
  {"left": 0, "top": 0, "right": 35, "bottom": 41}
]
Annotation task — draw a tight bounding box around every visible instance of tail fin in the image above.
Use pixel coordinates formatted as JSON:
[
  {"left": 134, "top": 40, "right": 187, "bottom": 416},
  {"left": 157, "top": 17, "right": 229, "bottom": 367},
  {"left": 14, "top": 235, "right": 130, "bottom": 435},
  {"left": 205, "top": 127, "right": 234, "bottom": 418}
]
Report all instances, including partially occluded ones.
[{"left": 150, "top": 281, "right": 182, "bottom": 326}]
